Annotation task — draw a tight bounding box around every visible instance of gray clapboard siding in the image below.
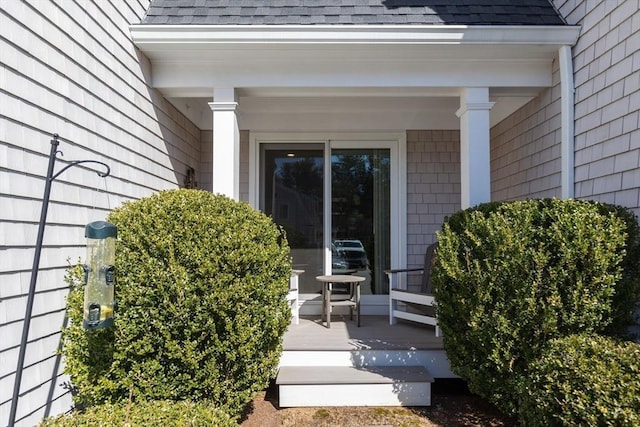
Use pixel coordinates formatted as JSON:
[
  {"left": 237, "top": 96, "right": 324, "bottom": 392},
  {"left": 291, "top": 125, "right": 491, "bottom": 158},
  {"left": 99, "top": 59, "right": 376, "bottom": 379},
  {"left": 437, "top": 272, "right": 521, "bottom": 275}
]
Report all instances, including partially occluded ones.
[{"left": 0, "top": 0, "right": 201, "bottom": 425}]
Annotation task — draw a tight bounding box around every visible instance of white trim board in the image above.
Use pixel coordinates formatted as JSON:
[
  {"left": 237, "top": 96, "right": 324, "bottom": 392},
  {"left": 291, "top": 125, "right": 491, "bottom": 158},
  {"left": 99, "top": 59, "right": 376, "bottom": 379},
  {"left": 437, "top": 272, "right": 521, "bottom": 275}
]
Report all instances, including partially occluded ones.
[{"left": 249, "top": 131, "right": 407, "bottom": 297}]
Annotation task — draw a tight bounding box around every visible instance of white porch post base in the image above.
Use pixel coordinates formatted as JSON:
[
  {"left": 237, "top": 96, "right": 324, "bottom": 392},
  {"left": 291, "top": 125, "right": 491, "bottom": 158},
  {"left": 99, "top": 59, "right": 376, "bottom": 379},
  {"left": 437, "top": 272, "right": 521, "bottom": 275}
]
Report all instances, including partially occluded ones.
[
  {"left": 209, "top": 88, "right": 240, "bottom": 200},
  {"left": 456, "top": 87, "right": 494, "bottom": 209}
]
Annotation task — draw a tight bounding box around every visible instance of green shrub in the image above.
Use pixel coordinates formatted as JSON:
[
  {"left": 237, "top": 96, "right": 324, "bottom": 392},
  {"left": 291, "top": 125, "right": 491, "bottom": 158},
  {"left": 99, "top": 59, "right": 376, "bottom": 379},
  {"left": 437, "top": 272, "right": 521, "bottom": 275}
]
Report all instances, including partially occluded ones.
[
  {"left": 432, "top": 199, "right": 633, "bottom": 415},
  {"left": 519, "top": 334, "right": 640, "bottom": 426},
  {"left": 592, "top": 203, "right": 640, "bottom": 335},
  {"left": 442, "top": 200, "right": 640, "bottom": 337},
  {"left": 40, "top": 399, "right": 236, "bottom": 427},
  {"left": 61, "top": 189, "right": 291, "bottom": 418}
]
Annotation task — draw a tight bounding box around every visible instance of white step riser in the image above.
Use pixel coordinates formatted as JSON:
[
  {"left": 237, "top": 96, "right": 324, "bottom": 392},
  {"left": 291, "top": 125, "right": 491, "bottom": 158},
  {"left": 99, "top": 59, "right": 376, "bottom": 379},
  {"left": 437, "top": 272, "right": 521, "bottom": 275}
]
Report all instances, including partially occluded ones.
[
  {"left": 279, "top": 350, "right": 456, "bottom": 378},
  {"left": 279, "top": 383, "right": 431, "bottom": 407}
]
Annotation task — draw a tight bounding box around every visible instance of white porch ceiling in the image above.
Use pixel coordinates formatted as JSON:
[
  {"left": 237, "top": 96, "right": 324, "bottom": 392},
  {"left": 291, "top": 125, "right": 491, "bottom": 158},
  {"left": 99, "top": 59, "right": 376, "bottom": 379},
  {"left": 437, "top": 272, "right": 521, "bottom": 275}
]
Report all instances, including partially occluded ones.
[{"left": 130, "top": 24, "right": 581, "bottom": 131}]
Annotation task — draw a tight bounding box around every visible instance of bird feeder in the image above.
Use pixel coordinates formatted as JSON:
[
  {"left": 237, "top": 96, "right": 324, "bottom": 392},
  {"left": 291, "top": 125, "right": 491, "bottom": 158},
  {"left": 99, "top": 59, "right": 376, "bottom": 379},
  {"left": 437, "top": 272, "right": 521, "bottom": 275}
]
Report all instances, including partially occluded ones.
[{"left": 83, "top": 221, "right": 117, "bottom": 329}]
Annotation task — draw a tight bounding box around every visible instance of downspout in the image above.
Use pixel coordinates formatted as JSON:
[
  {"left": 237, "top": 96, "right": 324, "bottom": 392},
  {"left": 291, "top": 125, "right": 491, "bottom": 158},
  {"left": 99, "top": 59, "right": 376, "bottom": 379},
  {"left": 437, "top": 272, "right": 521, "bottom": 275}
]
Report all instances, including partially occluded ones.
[{"left": 559, "top": 45, "right": 575, "bottom": 199}]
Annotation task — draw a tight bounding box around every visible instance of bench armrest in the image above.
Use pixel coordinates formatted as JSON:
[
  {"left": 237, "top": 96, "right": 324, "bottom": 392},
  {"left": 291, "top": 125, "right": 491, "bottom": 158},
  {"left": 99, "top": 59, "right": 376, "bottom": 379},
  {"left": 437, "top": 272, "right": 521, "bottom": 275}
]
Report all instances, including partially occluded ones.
[{"left": 384, "top": 267, "right": 423, "bottom": 274}]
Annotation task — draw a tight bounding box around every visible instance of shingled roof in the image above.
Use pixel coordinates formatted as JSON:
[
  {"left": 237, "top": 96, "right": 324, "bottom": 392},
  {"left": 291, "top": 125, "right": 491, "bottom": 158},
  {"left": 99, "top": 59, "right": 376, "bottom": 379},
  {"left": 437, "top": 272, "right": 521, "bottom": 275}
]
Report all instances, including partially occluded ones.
[{"left": 141, "top": 0, "right": 567, "bottom": 26}]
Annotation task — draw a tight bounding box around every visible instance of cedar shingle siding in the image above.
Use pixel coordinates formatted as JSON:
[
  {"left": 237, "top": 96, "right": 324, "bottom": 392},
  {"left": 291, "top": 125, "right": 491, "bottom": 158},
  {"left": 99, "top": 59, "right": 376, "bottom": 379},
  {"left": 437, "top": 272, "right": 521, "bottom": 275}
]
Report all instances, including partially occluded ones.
[
  {"left": 0, "top": 1, "right": 200, "bottom": 425},
  {"left": 4, "top": 0, "right": 640, "bottom": 425},
  {"left": 142, "top": 0, "right": 566, "bottom": 26}
]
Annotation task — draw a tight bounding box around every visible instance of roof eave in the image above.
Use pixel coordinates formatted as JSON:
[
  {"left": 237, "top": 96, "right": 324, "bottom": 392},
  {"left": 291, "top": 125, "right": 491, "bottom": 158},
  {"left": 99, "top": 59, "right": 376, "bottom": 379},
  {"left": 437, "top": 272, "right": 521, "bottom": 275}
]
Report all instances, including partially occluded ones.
[{"left": 130, "top": 24, "right": 581, "bottom": 47}]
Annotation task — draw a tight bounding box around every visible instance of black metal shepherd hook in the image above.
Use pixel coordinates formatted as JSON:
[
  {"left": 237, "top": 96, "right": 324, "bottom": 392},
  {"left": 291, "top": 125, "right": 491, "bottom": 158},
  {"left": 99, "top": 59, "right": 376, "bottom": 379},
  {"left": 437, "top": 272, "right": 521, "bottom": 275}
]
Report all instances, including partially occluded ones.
[{"left": 9, "top": 134, "right": 110, "bottom": 427}]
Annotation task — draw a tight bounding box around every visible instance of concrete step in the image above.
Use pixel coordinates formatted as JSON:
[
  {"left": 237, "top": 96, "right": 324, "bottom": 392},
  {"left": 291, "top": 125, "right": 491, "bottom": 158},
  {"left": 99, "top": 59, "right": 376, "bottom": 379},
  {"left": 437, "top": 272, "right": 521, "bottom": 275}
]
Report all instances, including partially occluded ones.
[{"left": 276, "top": 365, "right": 434, "bottom": 407}]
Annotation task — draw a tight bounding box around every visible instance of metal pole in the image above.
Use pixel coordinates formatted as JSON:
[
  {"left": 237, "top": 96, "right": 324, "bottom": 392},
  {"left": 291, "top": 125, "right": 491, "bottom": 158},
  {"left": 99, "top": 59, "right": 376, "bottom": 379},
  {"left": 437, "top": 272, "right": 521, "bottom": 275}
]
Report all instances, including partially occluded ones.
[
  {"left": 8, "top": 135, "right": 110, "bottom": 426},
  {"left": 9, "top": 135, "right": 60, "bottom": 427}
]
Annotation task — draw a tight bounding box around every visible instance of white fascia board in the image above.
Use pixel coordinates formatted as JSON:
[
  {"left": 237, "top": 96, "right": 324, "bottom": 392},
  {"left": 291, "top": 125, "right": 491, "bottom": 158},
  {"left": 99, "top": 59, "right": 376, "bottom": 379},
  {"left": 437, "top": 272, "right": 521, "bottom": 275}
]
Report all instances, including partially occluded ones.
[{"left": 130, "top": 24, "right": 581, "bottom": 47}]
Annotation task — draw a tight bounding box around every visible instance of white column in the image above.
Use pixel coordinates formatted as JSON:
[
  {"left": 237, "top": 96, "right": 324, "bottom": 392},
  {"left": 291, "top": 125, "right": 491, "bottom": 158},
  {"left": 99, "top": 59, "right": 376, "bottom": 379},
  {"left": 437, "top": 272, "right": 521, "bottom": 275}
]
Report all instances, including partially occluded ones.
[
  {"left": 456, "top": 88, "right": 494, "bottom": 209},
  {"left": 209, "top": 88, "right": 240, "bottom": 200}
]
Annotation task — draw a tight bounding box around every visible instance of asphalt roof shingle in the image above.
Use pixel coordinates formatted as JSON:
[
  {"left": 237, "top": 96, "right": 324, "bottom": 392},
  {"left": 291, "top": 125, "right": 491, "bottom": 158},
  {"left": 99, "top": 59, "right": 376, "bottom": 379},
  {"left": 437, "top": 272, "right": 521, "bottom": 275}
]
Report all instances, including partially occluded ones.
[{"left": 141, "top": 0, "right": 567, "bottom": 26}]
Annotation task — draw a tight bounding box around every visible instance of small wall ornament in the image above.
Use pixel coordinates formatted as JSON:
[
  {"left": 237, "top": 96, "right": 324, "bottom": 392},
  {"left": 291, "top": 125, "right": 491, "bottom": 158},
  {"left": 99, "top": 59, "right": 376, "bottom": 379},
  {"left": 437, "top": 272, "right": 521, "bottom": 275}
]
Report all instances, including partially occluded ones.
[{"left": 184, "top": 166, "right": 197, "bottom": 188}]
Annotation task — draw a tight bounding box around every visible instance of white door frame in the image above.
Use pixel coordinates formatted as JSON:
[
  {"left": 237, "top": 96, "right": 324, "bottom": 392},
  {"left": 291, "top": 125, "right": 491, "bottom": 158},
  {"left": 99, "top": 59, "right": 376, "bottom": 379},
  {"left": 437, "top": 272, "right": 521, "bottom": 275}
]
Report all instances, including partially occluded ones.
[{"left": 249, "top": 132, "right": 406, "bottom": 315}]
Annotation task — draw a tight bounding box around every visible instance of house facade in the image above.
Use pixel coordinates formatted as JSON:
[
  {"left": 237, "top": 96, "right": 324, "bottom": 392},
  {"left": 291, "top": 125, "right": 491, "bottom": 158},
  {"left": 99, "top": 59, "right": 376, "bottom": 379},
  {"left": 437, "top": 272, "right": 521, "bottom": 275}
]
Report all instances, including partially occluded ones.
[{"left": 1, "top": 0, "right": 639, "bottom": 425}]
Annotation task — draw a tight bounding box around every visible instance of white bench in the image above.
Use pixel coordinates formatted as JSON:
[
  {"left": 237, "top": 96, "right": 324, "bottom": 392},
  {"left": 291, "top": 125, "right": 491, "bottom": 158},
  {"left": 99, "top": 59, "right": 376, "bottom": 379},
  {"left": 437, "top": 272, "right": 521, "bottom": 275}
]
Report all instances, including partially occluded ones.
[
  {"left": 385, "top": 242, "right": 441, "bottom": 336},
  {"left": 288, "top": 270, "right": 304, "bottom": 325}
]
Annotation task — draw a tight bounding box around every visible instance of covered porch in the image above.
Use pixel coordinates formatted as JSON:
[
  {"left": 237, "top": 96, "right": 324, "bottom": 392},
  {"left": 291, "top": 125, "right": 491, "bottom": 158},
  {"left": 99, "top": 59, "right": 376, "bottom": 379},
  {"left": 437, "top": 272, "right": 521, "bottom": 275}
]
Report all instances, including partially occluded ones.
[
  {"left": 130, "top": 25, "right": 581, "bottom": 295},
  {"left": 129, "top": 17, "right": 581, "bottom": 408}
]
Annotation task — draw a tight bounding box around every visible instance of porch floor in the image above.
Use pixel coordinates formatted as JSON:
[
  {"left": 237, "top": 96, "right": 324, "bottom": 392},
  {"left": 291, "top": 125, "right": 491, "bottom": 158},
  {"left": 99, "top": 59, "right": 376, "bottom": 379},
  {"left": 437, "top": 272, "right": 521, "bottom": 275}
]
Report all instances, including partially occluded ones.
[{"left": 283, "top": 315, "right": 444, "bottom": 351}]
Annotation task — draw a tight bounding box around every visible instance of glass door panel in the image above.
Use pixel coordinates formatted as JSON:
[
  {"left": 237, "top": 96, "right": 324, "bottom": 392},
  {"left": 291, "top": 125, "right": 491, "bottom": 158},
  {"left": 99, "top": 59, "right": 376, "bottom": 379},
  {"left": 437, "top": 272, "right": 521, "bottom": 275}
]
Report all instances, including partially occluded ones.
[
  {"left": 260, "top": 143, "right": 392, "bottom": 296},
  {"left": 261, "top": 145, "right": 324, "bottom": 293},
  {"left": 331, "top": 149, "right": 391, "bottom": 295}
]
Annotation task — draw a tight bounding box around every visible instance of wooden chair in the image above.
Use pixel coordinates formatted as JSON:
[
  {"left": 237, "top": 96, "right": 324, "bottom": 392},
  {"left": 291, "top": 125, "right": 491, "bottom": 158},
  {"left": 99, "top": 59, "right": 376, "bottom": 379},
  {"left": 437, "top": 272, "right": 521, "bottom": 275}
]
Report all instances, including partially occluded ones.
[{"left": 385, "top": 242, "right": 441, "bottom": 336}]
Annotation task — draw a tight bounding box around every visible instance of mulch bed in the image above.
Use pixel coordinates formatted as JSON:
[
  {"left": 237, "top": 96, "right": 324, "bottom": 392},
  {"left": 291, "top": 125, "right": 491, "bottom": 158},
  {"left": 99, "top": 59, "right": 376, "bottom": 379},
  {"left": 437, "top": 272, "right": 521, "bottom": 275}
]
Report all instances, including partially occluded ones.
[{"left": 240, "top": 379, "right": 518, "bottom": 426}]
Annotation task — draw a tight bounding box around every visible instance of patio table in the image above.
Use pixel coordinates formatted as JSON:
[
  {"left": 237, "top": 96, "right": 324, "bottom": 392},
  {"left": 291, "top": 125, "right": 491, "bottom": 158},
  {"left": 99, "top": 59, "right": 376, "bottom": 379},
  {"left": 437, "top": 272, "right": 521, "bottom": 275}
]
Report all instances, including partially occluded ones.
[{"left": 316, "top": 274, "right": 365, "bottom": 328}]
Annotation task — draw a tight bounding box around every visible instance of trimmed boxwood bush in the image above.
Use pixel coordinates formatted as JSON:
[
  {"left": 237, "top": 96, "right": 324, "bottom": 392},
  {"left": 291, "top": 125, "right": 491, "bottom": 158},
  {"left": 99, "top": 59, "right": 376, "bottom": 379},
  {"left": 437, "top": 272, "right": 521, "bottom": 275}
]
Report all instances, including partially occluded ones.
[
  {"left": 40, "top": 399, "right": 236, "bottom": 427},
  {"left": 592, "top": 203, "right": 640, "bottom": 335},
  {"left": 432, "top": 199, "right": 638, "bottom": 415},
  {"left": 441, "top": 200, "right": 640, "bottom": 337},
  {"left": 61, "top": 189, "right": 291, "bottom": 419},
  {"left": 519, "top": 334, "right": 640, "bottom": 426}
]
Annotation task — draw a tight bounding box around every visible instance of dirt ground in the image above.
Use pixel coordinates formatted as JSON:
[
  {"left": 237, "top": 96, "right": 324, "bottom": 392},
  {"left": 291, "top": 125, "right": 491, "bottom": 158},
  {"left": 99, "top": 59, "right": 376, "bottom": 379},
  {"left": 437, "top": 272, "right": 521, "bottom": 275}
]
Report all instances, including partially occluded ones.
[{"left": 240, "top": 380, "right": 517, "bottom": 427}]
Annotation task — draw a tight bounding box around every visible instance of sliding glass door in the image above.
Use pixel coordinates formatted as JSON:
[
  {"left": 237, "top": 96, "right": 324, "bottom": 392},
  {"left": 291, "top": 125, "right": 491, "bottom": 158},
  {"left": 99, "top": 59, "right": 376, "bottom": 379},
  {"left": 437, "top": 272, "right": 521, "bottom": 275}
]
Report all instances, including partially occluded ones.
[
  {"left": 261, "top": 145, "right": 325, "bottom": 292},
  {"left": 259, "top": 139, "right": 395, "bottom": 297},
  {"left": 331, "top": 149, "right": 390, "bottom": 294}
]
